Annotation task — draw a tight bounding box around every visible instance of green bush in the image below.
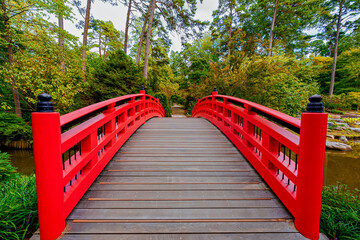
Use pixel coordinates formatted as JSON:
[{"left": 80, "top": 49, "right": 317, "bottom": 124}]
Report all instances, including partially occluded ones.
[
  {"left": 323, "top": 94, "right": 350, "bottom": 111},
  {"left": 320, "top": 184, "right": 360, "bottom": 240},
  {"left": 0, "top": 112, "right": 32, "bottom": 145},
  {"left": 156, "top": 93, "right": 172, "bottom": 117},
  {"left": 0, "top": 151, "right": 16, "bottom": 182},
  {"left": 0, "top": 174, "right": 38, "bottom": 240},
  {"left": 88, "top": 50, "right": 143, "bottom": 103}
]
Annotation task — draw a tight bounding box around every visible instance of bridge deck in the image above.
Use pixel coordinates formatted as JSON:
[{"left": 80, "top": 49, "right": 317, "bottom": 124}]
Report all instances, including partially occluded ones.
[{"left": 35, "top": 118, "right": 310, "bottom": 239}]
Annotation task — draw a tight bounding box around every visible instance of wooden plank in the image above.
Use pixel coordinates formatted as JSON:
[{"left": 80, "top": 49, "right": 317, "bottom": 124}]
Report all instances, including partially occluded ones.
[
  {"left": 112, "top": 156, "right": 246, "bottom": 161},
  {"left": 83, "top": 190, "right": 276, "bottom": 199},
  {"left": 76, "top": 199, "right": 279, "bottom": 209},
  {"left": 119, "top": 148, "right": 240, "bottom": 154},
  {"left": 57, "top": 233, "right": 309, "bottom": 240},
  {"left": 104, "top": 166, "right": 252, "bottom": 171},
  {"left": 99, "top": 171, "right": 257, "bottom": 177},
  {"left": 95, "top": 176, "right": 262, "bottom": 183},
  {"left": 67, "top": 208, "right": 291, "bottom": 219},
  {"left": 106, "top": 161, "right": 252, "bottom": 166},
  {"left": 64, "top": 221, "right": 299, "bottom": 234},
  {"left": 88, "top": 183, "right": 265, "bottom": 191}
]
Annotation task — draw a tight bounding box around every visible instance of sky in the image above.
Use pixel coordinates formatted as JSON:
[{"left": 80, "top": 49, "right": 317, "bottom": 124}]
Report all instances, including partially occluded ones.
[{"left": 60, "top": 0, "right": 219, "bottom": 52}]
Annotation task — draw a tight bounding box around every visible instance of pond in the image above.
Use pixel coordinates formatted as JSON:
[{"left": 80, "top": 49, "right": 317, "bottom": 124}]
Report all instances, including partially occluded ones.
[
  {"left": 324, "top": 145, "right": 360, "bottom": 190},
  {"left": 2, "top": 146, "right": 360, "bottom": 190}
]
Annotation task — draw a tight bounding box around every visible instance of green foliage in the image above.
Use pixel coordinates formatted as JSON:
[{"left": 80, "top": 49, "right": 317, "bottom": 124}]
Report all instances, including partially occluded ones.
[
  {"left": 184, "top": 55, "right": 320, "bottom": 117},
  {"left": 327, "top": 109, "right": 345, "bottom": 115},
  {"left": 322, "top": 94, "right": 356, "bottom": 111},
  {"left": 320, "top": 184, "right": 360, "bottom": 240},
  {"left": 88, "top": 50, "right": 143, "bottom": 103},
  {"left": 0, "top": 112, "right": 32, "bottom": 144},
  {"left": 347, "top": 92, "right": 360, "bottom": 110},
  {"left": 156, "top": 93, "right": 171, "bottom": 117},
  {"left": 0, "top": 151, "right": 16, "bottom": 182},
  {"left": 0, "top": 174, "right": 38, "bottom": 240}
]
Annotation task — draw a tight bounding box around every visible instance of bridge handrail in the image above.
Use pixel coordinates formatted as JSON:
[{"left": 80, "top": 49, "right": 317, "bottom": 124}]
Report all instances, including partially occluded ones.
[
  {"left": 192, "top": 90, "right": 327, "bottom": 240},
  {"left": 32, "top": 89, "right": 164, "bottom": 240},
  {"left": 198, "top": 95, "right": 301, "bottom": 133}
]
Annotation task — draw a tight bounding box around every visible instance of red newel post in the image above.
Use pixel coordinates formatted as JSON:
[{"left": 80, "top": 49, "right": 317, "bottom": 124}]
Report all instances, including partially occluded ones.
[
  {"left": 295, "top": 95, "right": 328, "bottom": 240},
  {"left": 32, "top": 94, "right": 65, "bottom": 240}
]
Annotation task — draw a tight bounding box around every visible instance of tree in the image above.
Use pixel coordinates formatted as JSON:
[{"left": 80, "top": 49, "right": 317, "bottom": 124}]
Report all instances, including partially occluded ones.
[
  {"left": 124, "top": 0, "right": 132, "bottom": 54},
  {"left": 81, "top": 0, "right": 91, "bottom": 81},
  {"left": 319, "top": 0, "right": 360, "bottom": 97},
  {"left": 211, "top": 0, "right": 236, "bottom": 57},
  {"left": 243, "top": 0, "right": 320, "bottom": 56},
  {"left": 1, "top": 0, "right": 21, "bottom": 117},
  {"left": 89, "top": 50, "right": 143, "bottom": 102},
  {"left": 143, "top": 0, "right": 156, "bottom": 80},
  {"left": 89, "top": 19, "right": 124, "bottom": 59}
]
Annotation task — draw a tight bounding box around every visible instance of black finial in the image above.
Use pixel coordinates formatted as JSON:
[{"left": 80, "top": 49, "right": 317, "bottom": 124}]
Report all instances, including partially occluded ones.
[
  {"left": 198, "top": 97, "right": 200, "bottom": 99},
  {"left": 37, "top": 93, "right": 54, "bottom": 112},
  {"left": 306, "top": 94, "right": 323, "bottom": 113},
  {"left": 141, "top": 85, "right": 145, "bottom": 91},
  {"left": 156, "top": 95, "right": 159, "bottom": 99},
  {"left": 213, "top": 87, "right": 218, "bottom": 92}
]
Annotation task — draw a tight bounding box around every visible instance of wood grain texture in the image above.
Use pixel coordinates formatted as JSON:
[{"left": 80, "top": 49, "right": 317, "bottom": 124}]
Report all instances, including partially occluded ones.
[{"left": 46, "top": 118, "right": 309, "bottom": 240}]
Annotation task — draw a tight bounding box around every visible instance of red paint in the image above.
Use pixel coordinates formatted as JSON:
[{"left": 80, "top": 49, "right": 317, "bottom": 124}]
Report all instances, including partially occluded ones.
[
  {"left": 32, "top": 112, "right": 65, "bottom": 240},
  {"left": 192, "top": 94, "right": 327, "bottom": 240},
  {"left": 32, "top": 91, "right": 164, "bottom": 240}
]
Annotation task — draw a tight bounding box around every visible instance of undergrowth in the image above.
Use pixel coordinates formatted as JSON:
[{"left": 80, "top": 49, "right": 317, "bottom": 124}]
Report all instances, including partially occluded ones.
[
  {"left": 0, "top": 153, "right": 38, "bottom": 240},
  {"left": 320, "top": 184, "right": 360, "bottom": 240}
]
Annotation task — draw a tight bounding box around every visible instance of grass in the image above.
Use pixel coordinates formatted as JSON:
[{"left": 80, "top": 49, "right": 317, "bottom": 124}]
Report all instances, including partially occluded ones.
[
  {"left": 0, "top": 174, "right": 38, "bottom": 240},
  {"left": 0, "top": 151, "right": 38, "bottom": 240},
  {"left": 320, "top": 184, "right": 360, "bottom": 240},
  {"left": 0, "top": 151, "right": 17, "bottom": 182}
]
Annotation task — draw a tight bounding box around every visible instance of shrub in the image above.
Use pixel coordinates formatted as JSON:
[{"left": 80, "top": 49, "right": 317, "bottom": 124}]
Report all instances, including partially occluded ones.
[
  {"left": 0, "top": 174, "right": 38, "bottom": 240},
  {"left": 156, "top": 93, "right": 172, "bottom": 117},
  {"left": 323, "top": 94, "right": 351, "bottom": 110},
  {"left": 0, "top": 151, "right": 17, "bottom": 182},
  {"left": 0, "top": 112, "right": 32, "bottom": 145},
  {"left": 320, "top": 184, "right": 360, "bottom": 240},
  {"left": 88, "top": 50, "right": 143, "bottom": 103}
]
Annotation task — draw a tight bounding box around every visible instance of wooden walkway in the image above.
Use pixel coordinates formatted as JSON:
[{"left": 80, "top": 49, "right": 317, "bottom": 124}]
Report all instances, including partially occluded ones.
[{"left": 33, "top": 118, "right": 314, "bottom": 239}]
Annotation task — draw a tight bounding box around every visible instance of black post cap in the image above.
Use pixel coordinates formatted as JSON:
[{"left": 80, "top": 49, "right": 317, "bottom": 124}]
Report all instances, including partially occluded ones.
[
  {"left": 37, "top": 93, "right": 54, "bottom": 112},
  {"left": 141, "top": 85, "right": 145, "bottom": 91},
  {"left": 213, "top": 87, "right": 218, "bottom": 92},
  {"left": 306, "top": 94, "right": 323, "bottom": 113},
  {"left": 198, "top": 97, "right": 201, "bottom": 99},
  {"left": 156, "top": 95, "right": 159, "bottom": 99}
]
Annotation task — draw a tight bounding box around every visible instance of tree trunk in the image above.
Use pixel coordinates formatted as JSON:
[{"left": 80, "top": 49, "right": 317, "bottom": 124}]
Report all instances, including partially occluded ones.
[
  {"left": 143, "top": 0, "right": 156, "bottom": 80},
  {"left": 268, "top": 0, "right": 278, "bottom": 57},
  {"left": 58, "top": 14, "right": 65, "bottom": 72},
  {"left": 136, "top": 2, "right": 152, "bottom": 65},
  {"left": 124, "top": 0, "right": 132, "bottom": 55},
  {"left": 99, "top": 30, "right": 102, "bottom": 58},
  {"left": 82, "top": 0, "right": 92, "bottom": 82},
  {"left": 228, "top": 1, "right": 233, "bottom": 57},
  {"left": 2, "top": 2, "right": 22, "bottom": 118},
  {"left": 329, "top": 0, "right": 344, "bottom": 98}
]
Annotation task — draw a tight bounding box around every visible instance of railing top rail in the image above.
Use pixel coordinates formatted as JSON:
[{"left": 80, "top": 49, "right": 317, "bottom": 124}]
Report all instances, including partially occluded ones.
[
  {"left": 199, "top": 94, "right": 301, "bottom": 133},
  {"left": 60, "top": 93, "right": 159, "bottom": 131}
]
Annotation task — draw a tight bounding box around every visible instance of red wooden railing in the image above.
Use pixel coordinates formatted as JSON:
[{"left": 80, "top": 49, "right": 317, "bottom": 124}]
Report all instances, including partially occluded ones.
[
  {"left": 192, "top": 89, "right": 327, "bottom": 240},
  {"left": 31, "top": 88, "right": 164, "bottom": 240}
]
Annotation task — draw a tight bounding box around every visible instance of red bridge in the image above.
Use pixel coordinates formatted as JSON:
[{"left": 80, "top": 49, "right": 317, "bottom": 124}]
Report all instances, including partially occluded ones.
[{"left": 30, "top": 87, "right": 328, "bottom": 240}]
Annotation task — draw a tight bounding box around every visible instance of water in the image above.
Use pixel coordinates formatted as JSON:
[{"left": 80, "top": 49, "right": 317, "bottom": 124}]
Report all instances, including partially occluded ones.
[
  {"left": 3, "top": 146, "right": 360, "bottom": 189},
  {"left": 324, "top": 145, "right": 360, "bottom": 190},
  {"left": 2, "top": 149, "right": 35, "bottom": 175}
]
